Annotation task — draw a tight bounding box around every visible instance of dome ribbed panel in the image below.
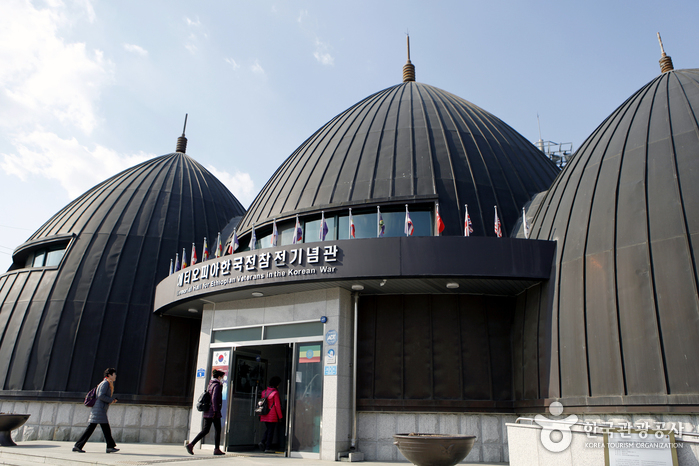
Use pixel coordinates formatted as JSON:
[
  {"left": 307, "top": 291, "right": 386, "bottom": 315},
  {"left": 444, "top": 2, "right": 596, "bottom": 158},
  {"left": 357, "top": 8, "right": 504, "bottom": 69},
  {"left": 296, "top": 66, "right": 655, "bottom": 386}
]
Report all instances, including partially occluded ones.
[
  {"left": 0, "top": 153, "right": 245, "bottom": 403},
  {"left": 239, "top": 82, "right": 558, "bottom": 236},
  {"left": 529, "top": 69, "right": 699, "bottom": 400}
]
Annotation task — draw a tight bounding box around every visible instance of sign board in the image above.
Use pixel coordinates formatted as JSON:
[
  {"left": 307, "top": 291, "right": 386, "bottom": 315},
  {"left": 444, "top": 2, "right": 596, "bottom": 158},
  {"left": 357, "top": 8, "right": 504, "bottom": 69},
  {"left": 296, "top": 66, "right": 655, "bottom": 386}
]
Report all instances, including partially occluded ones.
[
  {"left": 325, "top": 330, "right": 338, "bottom": 345},
  {"left": 604, "top": 430, "right": 678, "bottom": 466},
  {"left": 324, "top": 366, "right": 337, "bottom": 376},
  {"left": 196, "top": 368, "right": 206, "bottom": 378},
  {"left": 326, "top": 348, "right": 336, "bottom": 364}
]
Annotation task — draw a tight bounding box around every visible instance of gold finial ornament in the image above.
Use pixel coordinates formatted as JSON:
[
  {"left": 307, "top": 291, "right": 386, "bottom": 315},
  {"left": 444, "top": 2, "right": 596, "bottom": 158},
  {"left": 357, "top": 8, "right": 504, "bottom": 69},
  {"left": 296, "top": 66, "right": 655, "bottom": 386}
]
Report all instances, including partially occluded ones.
[
  {"left": 176, "top": 114, "right": 188, "bottom": 153},
  {"left": 657, "top": 32, "right": 674, "bottom": 74},
  {"left": 403, "top": 34, "right": 415, "bottom": 82}
]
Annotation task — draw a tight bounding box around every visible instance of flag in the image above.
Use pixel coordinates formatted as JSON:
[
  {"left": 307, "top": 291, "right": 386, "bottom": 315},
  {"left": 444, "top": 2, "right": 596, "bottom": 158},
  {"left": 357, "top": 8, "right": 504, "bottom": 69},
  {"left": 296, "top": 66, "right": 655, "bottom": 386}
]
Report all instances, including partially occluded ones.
[
  {"left": 377, "top": 206, "right": 385, "bottom": 237},
  {"left": 215, "top": 232, "right": 222, "bottom": 258},
  {"left": 436, "top": 204, "right": 445, "bottom": 235},
  {"left": 202, "top": 237, "right": 209, "bottom": 261},
  {"left": 404, "top": 204, "right": 414, "bottom": 236},
  {"left": 320, "top": 211, "right": 329, "bottom": 241},
  {"left": 174, "top": 253, "right": 180, "bottom": 272},
  {"left": 190, "top": 243, "right": 197, "bottom": 266},
  {"left": 249, "top": 225, "right": 257, "bottom": 251},
  {"left": 229, "top": 229, "right": 239, "bottom": 254},
  {"left": 349, "top": 208, "right": 355, "bottom": 238},
  {"left": 299, "top": 344, "right": 321, "bottom": 363},
  {"left": 494, "top": 206, "right": 502, "bottom": 238},
  {"left": 169, "top": 259, "right": 173, "bottom": 276},
  {"left": 181, "top": 248, "right": 188, "bottom": 269},
  {"left": 271, "top": 219, "right": 278, "bottom": 247},
  {"left": 464, "top": 204, "right": 473, "bottom": 237},
  {"left": 522, "top": 207, "right": 530, "bottom": 239},
  {"left": 293, "top": 215, "right": 303, "bottom": 244}
]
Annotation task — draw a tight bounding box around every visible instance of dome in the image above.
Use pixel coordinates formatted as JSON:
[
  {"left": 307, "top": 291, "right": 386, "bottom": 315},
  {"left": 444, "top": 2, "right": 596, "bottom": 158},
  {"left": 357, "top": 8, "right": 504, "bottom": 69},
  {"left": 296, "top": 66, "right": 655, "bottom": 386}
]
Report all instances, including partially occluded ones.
[
  {"left": 0, "top": 152, "right": 245, "bottom": 402},
  {"left": 527, "top": 69, "right": 699, "bottom": 400},
  {"left": 239, "top": 81, "right": 559, "bottom": 237}
]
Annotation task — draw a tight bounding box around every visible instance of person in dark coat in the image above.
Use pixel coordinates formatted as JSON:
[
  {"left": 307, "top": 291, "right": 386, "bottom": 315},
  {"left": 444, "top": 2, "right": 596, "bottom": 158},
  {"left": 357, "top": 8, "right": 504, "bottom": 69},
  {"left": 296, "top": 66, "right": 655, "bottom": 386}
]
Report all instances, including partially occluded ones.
[
  {"left": 73, "top": 368, "right": 119, "bottom": 453},
  {"left": 185, "top": 369, "right": 225, "bottom": 456},
  {"left": 258, "top": 376, "right": 283, "bottom": 453}
]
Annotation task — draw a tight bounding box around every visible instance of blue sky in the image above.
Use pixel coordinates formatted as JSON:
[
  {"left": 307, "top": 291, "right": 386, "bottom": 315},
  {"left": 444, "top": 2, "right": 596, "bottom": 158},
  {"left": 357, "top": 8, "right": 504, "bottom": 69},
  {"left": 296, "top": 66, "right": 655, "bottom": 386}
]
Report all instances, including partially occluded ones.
[{"left": 1, "top": 0, "right": 698, "bottom": 271}]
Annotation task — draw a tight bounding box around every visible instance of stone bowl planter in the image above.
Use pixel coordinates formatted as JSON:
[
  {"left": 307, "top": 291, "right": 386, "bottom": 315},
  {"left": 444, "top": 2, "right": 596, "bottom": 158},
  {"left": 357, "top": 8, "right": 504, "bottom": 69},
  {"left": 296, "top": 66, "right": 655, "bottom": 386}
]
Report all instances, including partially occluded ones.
[
  {"left": 0, "top": 414, "right": 30, "bottom": 446},
  {"left": 393, "top": 433, "right": 476, "bottom": 466}
]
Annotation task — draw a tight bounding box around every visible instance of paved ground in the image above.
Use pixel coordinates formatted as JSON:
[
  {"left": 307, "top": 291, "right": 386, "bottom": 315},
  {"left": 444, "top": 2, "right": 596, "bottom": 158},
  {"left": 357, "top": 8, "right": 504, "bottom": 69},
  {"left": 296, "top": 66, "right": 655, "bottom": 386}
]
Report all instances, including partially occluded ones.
[{"left": 0, "top": 441, "right": 508, "bottom": 466}]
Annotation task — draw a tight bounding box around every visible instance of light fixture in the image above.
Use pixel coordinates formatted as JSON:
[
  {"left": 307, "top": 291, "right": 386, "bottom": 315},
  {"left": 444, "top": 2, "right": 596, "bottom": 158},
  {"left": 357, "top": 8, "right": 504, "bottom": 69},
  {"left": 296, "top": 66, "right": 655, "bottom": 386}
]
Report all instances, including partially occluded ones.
[
  {"left": 446, "top": 282, "right": 459, "bottom": 289},
  {"left": 252, "top": 292, "right": 264, "bottom": 297},
  {"left": 351, "top": 284, "right": 364, "bottom": 291},
  {"left": 187, "top": 308, "right": 199, "bottom": 314},
  {"left": 320, "top": 316, "right": 328, "bottom": 323},
  {"left": 380, "top": 279, "right": 387, "bottom": 287}
]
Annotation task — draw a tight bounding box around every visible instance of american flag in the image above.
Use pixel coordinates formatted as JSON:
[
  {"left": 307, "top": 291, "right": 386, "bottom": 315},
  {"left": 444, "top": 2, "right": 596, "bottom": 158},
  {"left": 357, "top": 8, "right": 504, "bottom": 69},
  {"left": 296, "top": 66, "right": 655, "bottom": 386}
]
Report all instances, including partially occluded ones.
[
  {"left": 404, "top": 205, "right": 414, "bottom": 236},
  {"left": 464, "top": 204, "right": 473, "bottom": 236},
  {"left": 494, "top": 206, "right": 502, "bottom": 238}
]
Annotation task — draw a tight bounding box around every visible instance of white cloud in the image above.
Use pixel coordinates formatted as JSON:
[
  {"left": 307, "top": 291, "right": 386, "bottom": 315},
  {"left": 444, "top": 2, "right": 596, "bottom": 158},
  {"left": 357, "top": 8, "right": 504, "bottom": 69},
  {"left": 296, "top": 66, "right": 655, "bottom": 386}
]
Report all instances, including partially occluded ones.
[
  {"left": 123, "top": 43, "right": 148, "bottom": 56},
  {"left": 0, "top": 0, "right": 112, "bottom": 135},
  {"left": 313, "top": 39, "right": 334, "bottom": 66},
  {"left": 224, "top": 58, "right": 240, "bottom": 70},
  {"left": 1, "top": 130, "right": 152, "bottom": 199},
  {"left": 297, "top": 9, "right": 308, "bottom": 23},
  {"left": 206, "top": 165, "right": 255, "bottom": 207},
  {"left": 186, "top": 17, "right": 201, "bottom": 27},
  {"left": 251, "top": 60, "right": 265, "bottom": 75}
]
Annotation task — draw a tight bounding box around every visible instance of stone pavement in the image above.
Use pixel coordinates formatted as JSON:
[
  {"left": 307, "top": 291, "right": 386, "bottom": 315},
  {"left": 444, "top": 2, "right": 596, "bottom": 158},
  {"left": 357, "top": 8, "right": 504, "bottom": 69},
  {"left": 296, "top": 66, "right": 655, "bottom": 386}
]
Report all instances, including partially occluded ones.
[{"left": 0, "top": 441, "right": 509, "bottom": 466}]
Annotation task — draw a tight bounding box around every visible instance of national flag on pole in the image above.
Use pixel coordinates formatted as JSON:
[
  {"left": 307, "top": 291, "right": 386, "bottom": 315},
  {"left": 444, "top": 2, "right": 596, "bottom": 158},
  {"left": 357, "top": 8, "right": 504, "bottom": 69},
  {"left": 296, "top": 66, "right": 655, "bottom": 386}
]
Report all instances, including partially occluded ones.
[
  {"left": 404, "top": 205, "right": 414, "bottom": 236},
  {"left": 229, "top": 229, "right": 239, "bottom": 254},
  {"left": 174, "top": 253, "right": 180, "bottom": 272},
  {"left": 271, "top": 219, "right": 278, "bottom": 247},
  {"left": 464, "top": 204, "right": 473, "bottom": 237},
  {"left": 494, "top": 206, "right": 502, "bottom": 238},
  {"left": 190, "top": 243, "right": 197, "bottom": 265},
  {"left": 320, "top": 212, "right": 329, "bottom": 241},
  {"left": 436, "top": 204, "right": 445, "bottom": 235},
  {"left": 293, "top": 215, "right": 303, "bottom": 244},
  {"left": 349, "top": 208, "right": 355, "bottom": 238},
  {"left": 249, "top": 225, "right": 257, "bottom": 251},
  {"left": 377, "top": 206, "right": 385, "bottom": 237},
  {"left": 202, "top": 237, "right": 209, "bottom": 261},
  {"left": 215, "top": 232, "right": 222, "bottom": 258},
  {"left": 522, "top": 207, "right": 530, "bottom": 239},
  {"left": 169, "top": 259, "right": 173, "bottom": 276},
  {"left": 181, "top": 248, "right": 188, "bottom": 268}
]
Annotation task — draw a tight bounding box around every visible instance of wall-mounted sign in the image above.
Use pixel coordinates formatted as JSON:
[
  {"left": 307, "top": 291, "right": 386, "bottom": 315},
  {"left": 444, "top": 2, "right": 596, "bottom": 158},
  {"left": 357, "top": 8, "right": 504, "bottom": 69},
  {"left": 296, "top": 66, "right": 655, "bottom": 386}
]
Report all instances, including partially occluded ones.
[
  {"left": 326, "top": 330, "right": 338, "bottom": 345},
  {"left": 196, "top": 368, "right": 206, "bottom": 378},
  {"left": 326, "top": 348, "right": 336, "bottom": 364},
  {"left": 325, "top": 366, "right": 337, "bottom": 376}
]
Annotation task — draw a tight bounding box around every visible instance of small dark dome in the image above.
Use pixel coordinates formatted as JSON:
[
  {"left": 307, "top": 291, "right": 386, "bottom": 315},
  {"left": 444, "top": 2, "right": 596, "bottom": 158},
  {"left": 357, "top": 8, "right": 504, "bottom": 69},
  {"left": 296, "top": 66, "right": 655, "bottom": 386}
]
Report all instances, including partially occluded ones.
[
  {"left": 529, "top": 69, "right": 699, "bottom": 399},
  {"left": 239, "top": 81, "right": 558, "bottom": 237},
  {"left": 0, "top": 152, "right": 245, "bottom": 402}
]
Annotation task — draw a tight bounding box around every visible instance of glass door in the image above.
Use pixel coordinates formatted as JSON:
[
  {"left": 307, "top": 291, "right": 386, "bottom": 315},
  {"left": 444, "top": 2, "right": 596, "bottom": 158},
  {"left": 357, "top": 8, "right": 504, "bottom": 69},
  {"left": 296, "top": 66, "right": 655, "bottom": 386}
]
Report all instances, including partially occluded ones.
[
  {"left": 227, "top": 348, "right": 267, "bottom": 450},
  {"left": 289, "top": 342, "right": 323, "bottom": 457}
]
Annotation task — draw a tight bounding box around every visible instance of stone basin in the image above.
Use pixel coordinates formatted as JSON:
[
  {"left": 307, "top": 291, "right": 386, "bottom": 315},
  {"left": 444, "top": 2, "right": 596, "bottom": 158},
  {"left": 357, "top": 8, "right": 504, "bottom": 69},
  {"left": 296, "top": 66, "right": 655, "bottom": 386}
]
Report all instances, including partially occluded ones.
[
  {"left": 393, "top": 433, "right": 477, "bottom": 466},
  {"left": 0, "top": 414, "right": 30, "bottom": 446}
]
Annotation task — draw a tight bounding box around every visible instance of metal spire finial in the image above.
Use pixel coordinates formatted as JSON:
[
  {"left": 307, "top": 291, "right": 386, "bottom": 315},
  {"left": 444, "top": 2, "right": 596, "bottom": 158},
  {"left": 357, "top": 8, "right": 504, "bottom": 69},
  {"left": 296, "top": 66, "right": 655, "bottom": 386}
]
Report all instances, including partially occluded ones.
[
  {"left": 176, "top": 114, "right": 188, "bottom": 153},
  {"left": 657, "top": 32, "right": 674, "bottom": 74},
  {"left": 402, "top": 33, "right": 415, "bottom": 82}
]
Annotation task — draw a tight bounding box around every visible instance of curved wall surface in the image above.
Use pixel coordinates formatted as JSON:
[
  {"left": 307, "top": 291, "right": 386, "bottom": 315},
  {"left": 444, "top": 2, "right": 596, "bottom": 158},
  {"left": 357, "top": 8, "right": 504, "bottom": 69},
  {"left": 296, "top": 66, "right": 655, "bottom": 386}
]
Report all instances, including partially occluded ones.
[
  {"left": 239, "top": 81, "right": 559, "bottom": 238},
  {"left": 517, "top": 69, "right": 699, "bottom": 408},
  {"left": 0, "top": 152, "right": 245, "bottom": 404}
]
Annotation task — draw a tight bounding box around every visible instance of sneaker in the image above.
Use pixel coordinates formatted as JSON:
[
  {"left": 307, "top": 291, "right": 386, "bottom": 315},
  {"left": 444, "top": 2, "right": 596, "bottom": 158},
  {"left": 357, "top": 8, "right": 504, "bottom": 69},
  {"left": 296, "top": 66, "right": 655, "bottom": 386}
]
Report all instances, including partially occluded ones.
[
  {"left": 72, "top": 447, "right": 85, "bottom": 453},
  {"left": 106, "top": 447, "right": 120, "bottom": 453},
  {"left": 213, "top": 448, "right": 225, "bottom": 455},
  {"left": 185, "top": 443, "right": 194, "bottom": 455}
]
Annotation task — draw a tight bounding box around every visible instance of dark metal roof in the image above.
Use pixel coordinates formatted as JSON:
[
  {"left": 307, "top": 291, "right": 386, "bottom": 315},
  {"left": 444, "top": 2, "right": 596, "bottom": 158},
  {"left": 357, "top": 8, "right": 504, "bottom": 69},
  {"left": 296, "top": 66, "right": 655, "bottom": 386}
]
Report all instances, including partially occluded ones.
[
  {"left": 0, "top": 152, "right": 245, "bottom": 404},
  {"left": 239, "top": 81, "right": 559, "bottom": 237},
  {"left": 525, "top": 69, "right": 699, "bottom": 402}
]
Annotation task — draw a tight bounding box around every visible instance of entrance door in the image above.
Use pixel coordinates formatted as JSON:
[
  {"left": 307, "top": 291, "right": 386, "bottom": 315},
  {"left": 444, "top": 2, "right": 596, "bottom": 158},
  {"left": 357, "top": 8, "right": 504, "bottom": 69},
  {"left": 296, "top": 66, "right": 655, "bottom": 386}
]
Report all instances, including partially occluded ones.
[
  {"left": 226, "top": 344, "right": 292, "bottom": 453},
  {"left": 289, "top": 342, "right": 323, "bottom": 457}
]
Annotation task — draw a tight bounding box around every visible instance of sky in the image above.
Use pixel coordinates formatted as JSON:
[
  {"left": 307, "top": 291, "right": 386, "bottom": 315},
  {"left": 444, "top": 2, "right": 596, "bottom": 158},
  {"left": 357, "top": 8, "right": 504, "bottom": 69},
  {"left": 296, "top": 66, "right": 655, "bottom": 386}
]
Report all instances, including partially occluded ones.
[{"left": 1, "top": 0, "right": 698, "bottom": 272}]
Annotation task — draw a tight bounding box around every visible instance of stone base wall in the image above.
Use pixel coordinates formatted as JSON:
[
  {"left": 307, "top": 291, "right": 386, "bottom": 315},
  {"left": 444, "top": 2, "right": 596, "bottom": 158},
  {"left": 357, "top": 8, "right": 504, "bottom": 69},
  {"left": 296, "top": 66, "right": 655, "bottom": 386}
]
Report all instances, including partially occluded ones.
[
  {"left": 1, "top": 400, "right": 190, "bottom": 445},
  {"left": 357, "top": 412, "right": 517, "bottom": 463}
]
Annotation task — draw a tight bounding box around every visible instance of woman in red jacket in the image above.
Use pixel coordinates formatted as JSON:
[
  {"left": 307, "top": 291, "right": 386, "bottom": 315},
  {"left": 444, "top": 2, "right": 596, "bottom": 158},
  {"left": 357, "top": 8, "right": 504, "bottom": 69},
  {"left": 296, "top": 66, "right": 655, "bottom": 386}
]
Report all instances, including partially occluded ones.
[{"left": 258, "top": 376, "right": 283, "bottom": 452}]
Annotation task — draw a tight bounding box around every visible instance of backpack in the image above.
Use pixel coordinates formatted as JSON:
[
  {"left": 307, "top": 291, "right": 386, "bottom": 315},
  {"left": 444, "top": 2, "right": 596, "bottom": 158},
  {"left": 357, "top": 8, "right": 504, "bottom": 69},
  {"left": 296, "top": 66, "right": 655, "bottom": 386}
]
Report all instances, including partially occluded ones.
[
  {"left": 84, "top": 386, "right": 97, "bottom": 407},
  {"left": 254, "top": 390, "right": 271, "bottom": 415},
  {"left": 196, "top": 390, "right": 211, "bottom": 412}
]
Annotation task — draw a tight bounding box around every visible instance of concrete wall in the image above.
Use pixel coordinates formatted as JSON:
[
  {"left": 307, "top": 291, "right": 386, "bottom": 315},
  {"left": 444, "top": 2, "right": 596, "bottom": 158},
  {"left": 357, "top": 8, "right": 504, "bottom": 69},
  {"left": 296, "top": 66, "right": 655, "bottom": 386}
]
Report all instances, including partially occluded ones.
[
  {"left": 356, "top": 412, "right": 517, "bottom": 463},
  {"left": 2, "top": 400, "right": 190, "bottom": 445},
  {"left": 191, "top": 288, "right": 353, "bottom": 460}
]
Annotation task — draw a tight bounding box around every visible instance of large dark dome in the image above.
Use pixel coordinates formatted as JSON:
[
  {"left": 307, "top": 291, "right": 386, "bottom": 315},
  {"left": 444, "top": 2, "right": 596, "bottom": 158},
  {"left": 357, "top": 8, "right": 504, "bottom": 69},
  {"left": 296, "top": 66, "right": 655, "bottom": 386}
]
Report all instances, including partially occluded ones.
[
  {"left": 0, "top": 152, "right": 245, "bottom": 403},
  {"left": 523, "top": 68, "right": 699, "bottom": 404},
  {"left": 239, "top": 81, "right": 558, "bottom": 237}
]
